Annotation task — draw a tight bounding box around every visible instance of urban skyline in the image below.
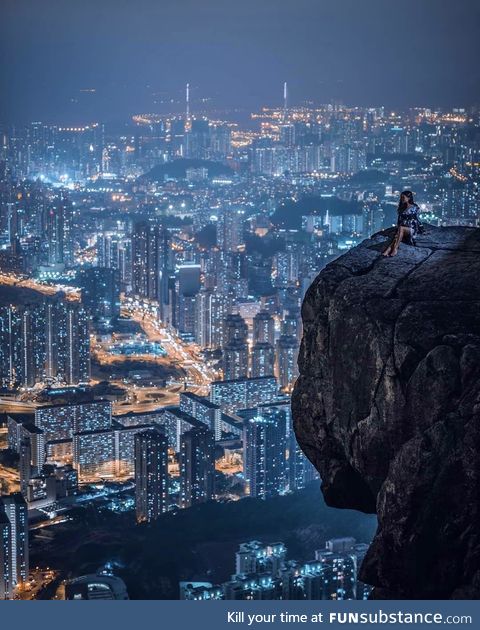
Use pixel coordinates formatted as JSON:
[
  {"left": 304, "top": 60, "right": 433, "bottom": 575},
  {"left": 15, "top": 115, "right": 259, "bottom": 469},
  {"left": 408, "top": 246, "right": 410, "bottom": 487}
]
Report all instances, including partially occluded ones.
[
  {"left": 0, "top": 92, "right": 477, "bottom": 598},
  {"left": 2, "top": 0, "right": 480, "bottom": 123},
  {"left": 1, "top": 0, "right": 479, "bottom": 599}
]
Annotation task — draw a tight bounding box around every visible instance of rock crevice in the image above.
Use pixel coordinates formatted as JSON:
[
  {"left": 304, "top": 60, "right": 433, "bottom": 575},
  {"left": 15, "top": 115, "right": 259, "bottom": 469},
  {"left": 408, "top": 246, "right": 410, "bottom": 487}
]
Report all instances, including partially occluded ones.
[{"left": 292, "top": 226, "right": 480, "bottom": 599}]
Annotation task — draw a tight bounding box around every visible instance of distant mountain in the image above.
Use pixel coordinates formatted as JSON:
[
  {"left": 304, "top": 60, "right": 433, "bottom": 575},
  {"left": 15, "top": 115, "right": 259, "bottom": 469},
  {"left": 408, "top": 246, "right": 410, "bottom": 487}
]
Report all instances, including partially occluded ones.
[{"left": 139, "top": 159, "right": 233, "bottom": 182}]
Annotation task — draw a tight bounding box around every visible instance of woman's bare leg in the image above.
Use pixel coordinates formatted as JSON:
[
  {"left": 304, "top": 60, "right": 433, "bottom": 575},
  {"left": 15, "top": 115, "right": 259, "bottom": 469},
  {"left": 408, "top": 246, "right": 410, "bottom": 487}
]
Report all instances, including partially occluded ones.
[
  {"left": 382, "top": 241, "right": 393, "bottom": 256},
  {"left": 390, "top": 226, "right": 409, "bottom": 256},
  {"left": 383, "top": 229, "right": 402, "bottom": 256}
]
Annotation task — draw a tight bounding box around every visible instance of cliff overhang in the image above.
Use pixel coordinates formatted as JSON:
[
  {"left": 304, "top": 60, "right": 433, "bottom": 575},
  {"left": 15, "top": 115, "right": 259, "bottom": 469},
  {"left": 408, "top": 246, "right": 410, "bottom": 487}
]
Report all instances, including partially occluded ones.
[{"left": 292, "top": 226, "right": 480, "bottom": 599}]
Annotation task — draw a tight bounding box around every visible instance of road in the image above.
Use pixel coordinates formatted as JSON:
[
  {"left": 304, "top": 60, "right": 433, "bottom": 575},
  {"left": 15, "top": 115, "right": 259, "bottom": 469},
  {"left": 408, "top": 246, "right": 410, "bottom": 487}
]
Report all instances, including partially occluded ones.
[
  {"left": 0, "top": 398, "right": 38, "bottom": 414},
  {"left": 122, "top": 297, "right": 217, "bottom": 394},
  {"left": 14, "top": 568, "right": 58, "bottom": 600},
  {"left": 0, "top": 272, "right": 80, "bottom": 301}
]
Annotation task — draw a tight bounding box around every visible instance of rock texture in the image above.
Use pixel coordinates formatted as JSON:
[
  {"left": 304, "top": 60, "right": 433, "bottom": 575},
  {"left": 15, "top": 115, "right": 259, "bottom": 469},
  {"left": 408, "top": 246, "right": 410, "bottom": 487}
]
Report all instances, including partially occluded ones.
[{"left": 292, "top": 226, "right": 480, "bottom": 599}]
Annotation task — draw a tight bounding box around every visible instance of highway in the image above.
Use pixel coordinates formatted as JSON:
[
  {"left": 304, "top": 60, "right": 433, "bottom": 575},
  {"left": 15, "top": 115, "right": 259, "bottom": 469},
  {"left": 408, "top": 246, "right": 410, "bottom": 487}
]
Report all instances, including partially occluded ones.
[
  {"left": 119, "top": 297, "right": 217, "bottom": 395},
  {"left": 0, "top": 272, "right": 80, "bottom": 301}
]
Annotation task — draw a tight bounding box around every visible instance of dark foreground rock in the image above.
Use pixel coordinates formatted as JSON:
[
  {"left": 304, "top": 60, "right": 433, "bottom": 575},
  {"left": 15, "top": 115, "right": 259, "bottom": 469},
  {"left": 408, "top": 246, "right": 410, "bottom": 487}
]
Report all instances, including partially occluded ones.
[{"left": 292, "top": 226, "right": 480, "bottom": 599}]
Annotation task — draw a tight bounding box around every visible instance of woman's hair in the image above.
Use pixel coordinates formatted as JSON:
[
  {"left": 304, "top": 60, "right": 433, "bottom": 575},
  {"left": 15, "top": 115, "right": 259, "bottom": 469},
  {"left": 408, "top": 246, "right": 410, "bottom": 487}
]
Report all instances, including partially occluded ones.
[{"left": 398, "top": 190, "right": 417, "bottom": 212}]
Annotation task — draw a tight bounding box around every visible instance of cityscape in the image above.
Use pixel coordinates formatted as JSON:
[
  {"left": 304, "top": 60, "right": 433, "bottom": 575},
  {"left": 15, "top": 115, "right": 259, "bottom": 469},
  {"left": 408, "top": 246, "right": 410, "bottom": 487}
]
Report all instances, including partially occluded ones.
[{"left": 0, "top": 89, "right": 478, "bottom": 599}]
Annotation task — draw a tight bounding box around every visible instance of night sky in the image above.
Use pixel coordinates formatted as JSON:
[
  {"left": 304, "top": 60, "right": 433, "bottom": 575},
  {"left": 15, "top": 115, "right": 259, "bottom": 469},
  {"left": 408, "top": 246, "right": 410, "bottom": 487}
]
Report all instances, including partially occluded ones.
[{"left": 1, "top": 0, "right": 479, "bottom": 123}]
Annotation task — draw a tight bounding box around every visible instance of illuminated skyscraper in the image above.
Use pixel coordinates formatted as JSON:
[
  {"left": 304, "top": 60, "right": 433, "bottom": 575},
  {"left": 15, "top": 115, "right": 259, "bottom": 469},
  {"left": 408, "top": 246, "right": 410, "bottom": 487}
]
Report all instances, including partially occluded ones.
[
  {"left": 179, "top": 392, "right": 221, "bottom": 439},
  {"left": 251, "top": 343, "right": 275, "bottom": 378},
  {"left": 19, "top": 438, "right": 31, "bottom": 498},
  {"left": 177, "top": 264, "right": 201, "bottom": 340},
  {"left": 276, "top": 335, "right": 299, "bottom": 390},
  {"left": 0, "top": 494, "right": 29, "bottom": 593},
  {"left": 273, "top": 251, "right": 299, "bottom": 288},
  {"left": 0, "top": 305, "right": 24, "bottom": 389},
  {"left": 253, "top": 311, "right": 275, "bottom": 346},
  {"left": 282, "top": 309, "right": 302, "bottom": 344},
  {"left": 170, "top": 118, "right": 186, "bottom": 157},
  {"left": 210, "top": 376, "right": 278, "bottom": 414},
  {"left": 187, "top": 118, "right": 210, "bottom": 160},
  {"left": 217, "top": 207, "right": 245, "bottom": 252},
  {"left": 44, "top": 297, "right": 90, "bottom": 385},
  {"left": 235, "top": 541, "right": 287, "bottom": 576},
  {"left": 97, "top": 233, "right": 132, "bottom": 288},
  {"left": 0, "top": 294, "right": 88, "bottom": 389},
  {"left": 180, "top": 427, "right": 215, "bottom": 508},
  {"left": 73, "top": 429, "right": 115, "bottom": 480},
  {"left": 134, "top": 428, "right": 169, "bottom": 523},
  {"left": 209, "top": 123, "right": 231, "bottom": 159},
  {"left": 43, "top": 192, "right": 73, "bottom": 269},
  {"left": 0, "top": 512, "right": 10, "bottom": 599},
  {"left": 131, "top": 220, "right": 169, "bottom": 303},
  {"left": 223, "top": 340, "right": 249, "bottom": 380},
  {"left": 63, "top": 301, "right": 90, "bottom": 384},
  {"left": 224, "top": 312, "right": 248, "bottom": 343},
  {"left": 244, "top": 411, "right": 287, "bottom": 499},
  {"left": 79, "top": 267, "right": 121, "bottom": 322},
  {"left": 34, "top": 401, "right": 111, "bottom": 442},
  {"left": 194, "top": 289, "right": 214, "bottom": 348}
]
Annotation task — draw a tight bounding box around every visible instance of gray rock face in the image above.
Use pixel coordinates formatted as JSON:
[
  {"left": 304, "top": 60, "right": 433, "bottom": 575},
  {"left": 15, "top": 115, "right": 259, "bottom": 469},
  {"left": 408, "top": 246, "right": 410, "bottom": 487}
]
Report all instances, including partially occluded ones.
[{"left": 292, "top": 226, "right": 480, "bottom": 599}]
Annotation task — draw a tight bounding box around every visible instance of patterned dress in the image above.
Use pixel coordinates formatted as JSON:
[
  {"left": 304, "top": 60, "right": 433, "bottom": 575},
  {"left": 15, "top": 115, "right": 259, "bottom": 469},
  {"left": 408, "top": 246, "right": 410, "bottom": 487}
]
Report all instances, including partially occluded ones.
[{"left": 397, "top": 203, "right": 423, "bottom": 239}]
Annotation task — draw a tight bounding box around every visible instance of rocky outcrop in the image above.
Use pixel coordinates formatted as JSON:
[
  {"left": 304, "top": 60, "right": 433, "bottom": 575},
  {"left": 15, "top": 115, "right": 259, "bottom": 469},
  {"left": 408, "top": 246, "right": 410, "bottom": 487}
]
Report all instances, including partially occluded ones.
[{"left": 292, "top": 226, "right": 480, "bottom": 599}]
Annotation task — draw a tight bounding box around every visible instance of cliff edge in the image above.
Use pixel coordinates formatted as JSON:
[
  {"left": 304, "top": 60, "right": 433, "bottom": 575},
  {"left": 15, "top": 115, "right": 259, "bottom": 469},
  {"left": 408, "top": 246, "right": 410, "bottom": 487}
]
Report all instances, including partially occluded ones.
[{"left": 292, "top": 225, "right": 480, "bottom": 599}]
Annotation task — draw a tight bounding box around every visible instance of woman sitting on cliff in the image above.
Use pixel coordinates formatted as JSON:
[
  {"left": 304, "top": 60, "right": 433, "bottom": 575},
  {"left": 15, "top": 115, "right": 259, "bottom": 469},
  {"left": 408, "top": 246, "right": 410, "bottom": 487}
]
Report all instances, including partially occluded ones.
[{"left": 383, "top": 190, "right": 424, "bottom": 257}]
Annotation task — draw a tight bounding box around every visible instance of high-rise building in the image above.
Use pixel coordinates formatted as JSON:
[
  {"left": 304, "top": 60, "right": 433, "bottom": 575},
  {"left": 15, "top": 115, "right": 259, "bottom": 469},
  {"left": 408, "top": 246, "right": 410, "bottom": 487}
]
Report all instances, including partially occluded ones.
[
  {"left": 187, "top": 118, "right": 210, "bottom": 160},
  {"left": 282, "top": 309, "right": 302, "bottom": 343},
  {"left": 210, "top": 376, "right": 278, "bottom": 414},
  {"left": 235, "top": 541, "right": 287, "bottom": 577},
  {"left": 42, "top": 192, "right": 73, "bottom": 269},
  {"left": 34, "top": 401, "right": 112, "bottom": 442},
  {"left": 180, "top": 427, "right": 215, "bottom": 508},
  {"left": 97, "top": 233, "right": 132, "bottom": 288},
  {"left": 114, "top": 424, "right": 153, "bottom": 477},
  {"left": 0, "top": 494, "right": 29, "bottom": 593},
  {"left": 131, "top": 220, "right": 169, "bottom": 303},
  {"left": 217, "top": 207, "right": 245, "bottom": 252},
  {"left": 0, "top": 305, "right": 22, "bottom": 388},
  {"left": 73, "top": 429, "right": 115, "bottom": 480},
  {"left": 209, "top": 123, "right": 231, "bottom": 159},
  {"left": 177, "top": 264, "right": 201, "bottom": 340},
  {"left": 0, "top": 511, "right": 10, "bottom": 599},
  {"left": 194, "top": 289, "right": 214, "bottom": 348},
  {"left": 253, "top": 311, "right": 275, "bottom": 346},
  {"left": 73, "top": 401, "right": 112, "bottom": 434},
  {"left": 223, "top": 340, "right": 249, "bottom": 380},
  {"left": 179, "top": 392, "right": 221, "bottom": 439},
  {"left": 273, "top": 251, "right": 299, "bottom": 288},
  {"left": 0, "top": 303, "right": 43, "bottom": 389},
  {"left": 251, "top": 343, "right": 275, "bottom": 378},
  {"left": 134, "top": 428, "right": 169, "bottom": 523},
  {"left": 7, "top": 416, "right": 45, "bottom": 473},
  {"left": 195, "top": 289, "right": 227, "bottom": 349},
  {"left": 0, "top": 295, "right": 89, "bottom": 389},
  {"left": 44, "top": 297, "right": 90, "bottom": 385},
  {"left": 78, "top": 267, "right": 121, "bottom": 322},
  {"left": 224, "top": 313, "right": 248, "bottom": 344},
  {"left": 19, "top": 437, "right": 31, "bottom": 498},
  {"left": 170, "top": 118, "right": 186, "bottom": 157},
  {"left": 276, "top": 335, "right": 299, "bottom": 390},
  {"left": 243, "top": 411, "right": 287, "bottom": 499}
]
